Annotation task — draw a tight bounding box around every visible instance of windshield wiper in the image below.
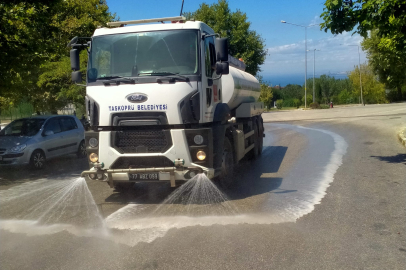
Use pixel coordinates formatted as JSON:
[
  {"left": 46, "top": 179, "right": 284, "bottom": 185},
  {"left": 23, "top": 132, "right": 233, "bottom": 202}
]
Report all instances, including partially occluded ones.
[
  {"left": 96, "top": 76, "right": 135, "bottom": 85},
  {"left": 139, "top": 72, "right": 189, "bottom": 83}
]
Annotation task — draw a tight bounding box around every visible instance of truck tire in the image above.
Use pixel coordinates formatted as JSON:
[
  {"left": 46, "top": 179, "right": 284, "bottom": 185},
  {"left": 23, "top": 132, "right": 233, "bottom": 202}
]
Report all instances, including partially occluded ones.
[
  {"left": 247, "top": 119, "right": 259, "bottom": 160},
  {"left": 258, "top": 118, "right": 263, "bottom": 155},
  {"left": 219, "top": 137, "right": 234, "bottom": 189}
]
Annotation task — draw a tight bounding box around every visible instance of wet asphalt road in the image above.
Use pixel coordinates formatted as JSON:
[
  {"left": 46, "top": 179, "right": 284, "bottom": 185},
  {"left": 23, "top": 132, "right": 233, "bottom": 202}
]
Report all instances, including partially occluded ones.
[{"left": 0, "top": 103, "right": 405, "bottom": 269}]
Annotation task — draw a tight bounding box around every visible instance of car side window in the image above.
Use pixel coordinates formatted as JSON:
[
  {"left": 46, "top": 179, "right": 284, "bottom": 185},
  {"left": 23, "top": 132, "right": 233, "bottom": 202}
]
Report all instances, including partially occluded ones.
[
  {"left": 60, "top": 117, "right": 77, "bottom": 132},
  {"left": 45, "top": 118, "right": 62, "bottom": 134}
]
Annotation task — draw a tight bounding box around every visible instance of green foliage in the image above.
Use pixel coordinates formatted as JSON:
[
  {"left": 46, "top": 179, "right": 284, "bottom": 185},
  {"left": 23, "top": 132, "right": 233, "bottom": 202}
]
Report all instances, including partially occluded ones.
[
  {"left": 320, "top": 104, "right": 330, "bottom": 109},
  {"left": 282, "top": 98, "right": 295, "bottom": 107},
  {"left": 302, "top": 94, "right": 313, "bottom": 106},
  {"left": 362, "top": 30, "right": 406, "bottom": 100},
  {"left": 275, "top": 99, "right": 283, "bottom": 109},
  {"left": 293, "top": 98, "right": 301, "bottom": 108},
  {"left": 348, "top": 63, "right": 387, "bottom": 104},
  {"left": 338, "top": 90, "right": 351, "bottom": 104},
  {"left": 36, "top": 50, "right": 88, "bottom": 113},
  {"left": 0, "top": 0, "right": 115, "bottom": 112},
  {"left": 185, "top": 0, "right": 266, "bottom": 75},
  {"left": 320, "top": 0, "right": 406, "bottom": 53},
  {"left": 258, "top": 83, "right": 273, "bottom": 109},
  {"left": 0, "top": 101, "right": 35, "bottom": 121}
]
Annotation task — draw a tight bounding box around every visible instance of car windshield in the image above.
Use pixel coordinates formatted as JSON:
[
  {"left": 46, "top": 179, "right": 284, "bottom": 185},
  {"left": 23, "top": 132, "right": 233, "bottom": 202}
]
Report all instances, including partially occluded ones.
[
  {"left": 0, "top": 118, "right": 45, "bottom": 137},
  {"left": 88, "top": 30, "right": 199, "bottom": 81}
]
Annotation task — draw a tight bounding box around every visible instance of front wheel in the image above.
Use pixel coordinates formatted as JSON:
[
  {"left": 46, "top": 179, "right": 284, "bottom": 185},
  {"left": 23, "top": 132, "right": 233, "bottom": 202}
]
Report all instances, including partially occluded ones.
[
  {"left": 219, "top": 137, "right": 235, "bottom": 189},
  {"left": 77, "top": 140, "right": 87, "bottom": 158},
  {"left": 30, "top": 150, "right": 46, "bottom": 170}
]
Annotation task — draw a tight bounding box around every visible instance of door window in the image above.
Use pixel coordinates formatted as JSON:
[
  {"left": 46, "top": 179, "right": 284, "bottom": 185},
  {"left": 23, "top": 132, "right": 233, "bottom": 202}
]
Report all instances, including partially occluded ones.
[
  {"left": 204, "top": 36, "right": 216, "bottom": 78},
  {"left": 44, "top": 118, "right": 61, "bottom": 134},
  {"left": 60, "top": 117, "right": 77, "bottom": 132}
]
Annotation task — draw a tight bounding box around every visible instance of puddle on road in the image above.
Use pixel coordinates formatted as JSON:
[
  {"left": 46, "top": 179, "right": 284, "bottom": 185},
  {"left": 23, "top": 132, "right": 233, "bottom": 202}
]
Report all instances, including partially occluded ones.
[{"left": 0, "top": 124, "right": 348, "bottom": 247}]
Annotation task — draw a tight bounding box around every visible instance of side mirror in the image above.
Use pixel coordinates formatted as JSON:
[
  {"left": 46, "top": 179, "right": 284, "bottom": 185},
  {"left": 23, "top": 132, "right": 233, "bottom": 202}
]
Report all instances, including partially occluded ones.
[
  {"left": 215, "top": 62, "right": 229, "bottom": 75},
  {"left": 72, "top": 71, "right": 82, "bottom": 83},
  {"left": 215, "top": 38, "right": 229, "bottom": 62},
  {"left": 70, "top": 49, "right": 80, "bottom": 71},
  {"left": 44, "top": 130, "right": 54, "bottom": 136}
]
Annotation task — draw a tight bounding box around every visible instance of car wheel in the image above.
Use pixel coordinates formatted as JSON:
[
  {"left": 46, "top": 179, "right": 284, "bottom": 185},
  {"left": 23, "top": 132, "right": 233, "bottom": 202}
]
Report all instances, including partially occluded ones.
[
  {"left": 77, "top": 140, "right": 87, "bottom": 158},
  {"left": 30, "top": 150, "right": 46, "bottom": 170}
]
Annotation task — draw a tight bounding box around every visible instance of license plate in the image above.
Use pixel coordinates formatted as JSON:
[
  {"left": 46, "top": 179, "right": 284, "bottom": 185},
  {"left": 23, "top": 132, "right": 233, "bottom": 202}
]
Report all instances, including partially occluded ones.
[{"left": 128, "top": 173, "right": 159, "bottom": 181}]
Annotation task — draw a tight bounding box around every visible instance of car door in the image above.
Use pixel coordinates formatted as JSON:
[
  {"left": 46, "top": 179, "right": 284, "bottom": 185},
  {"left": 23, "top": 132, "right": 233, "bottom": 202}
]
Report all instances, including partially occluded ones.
[
  {"left": 41, "top": 117, "right": 64, "bottom": 158},
  {"left": 59, "top": 116, "right": 81, "bottom": 154}
]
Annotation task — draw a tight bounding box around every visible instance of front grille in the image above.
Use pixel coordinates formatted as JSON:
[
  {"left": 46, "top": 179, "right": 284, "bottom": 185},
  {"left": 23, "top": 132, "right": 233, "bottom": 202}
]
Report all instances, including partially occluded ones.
[
  {"left": 0, "top": 149, "right": 6, "bottom": 155},
  {"left": 112, "top": 130, "right": 172, "bottom": 154},
  {"left": 110, "top": 156, "right": 174, "bottom": 169}
]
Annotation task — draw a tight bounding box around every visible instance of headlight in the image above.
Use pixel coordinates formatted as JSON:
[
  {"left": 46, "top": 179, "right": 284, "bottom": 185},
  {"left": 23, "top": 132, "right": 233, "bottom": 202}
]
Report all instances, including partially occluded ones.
[
  {"left": 89, "top": 153, "right": 99, "bottom": 163},
  {"left": 89, "top": 138, "right": 98, "bottom": 148},
  {"left": 10, "top": 144, "right": 27, "bottom": 152},
  {"left": 196, "top": 151, "right": 206, "bottom": 161},
  {"left": 194, "top": 135, "right": 204, "bottom": 145}
]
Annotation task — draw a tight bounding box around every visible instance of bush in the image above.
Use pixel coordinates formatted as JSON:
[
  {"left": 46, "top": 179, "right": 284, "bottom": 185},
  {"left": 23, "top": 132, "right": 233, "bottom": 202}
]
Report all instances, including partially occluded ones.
[
  {"left": 282, "top": 98, "right": 295, "bottom": 107},
  {"left": 320, "top": 104, "right": 329, "bottom": 109},
  {"left": 309, "top": 102, "right": 320, "bottom": 109},
  {"left": 302, "top": 94, "right": 312, "bottom": 106},
  {"left": 293, "top": 98, "right": 301, "bottom": 108},
  {"left": 276, "top": 99, "right": 283, "bottom": 109}
]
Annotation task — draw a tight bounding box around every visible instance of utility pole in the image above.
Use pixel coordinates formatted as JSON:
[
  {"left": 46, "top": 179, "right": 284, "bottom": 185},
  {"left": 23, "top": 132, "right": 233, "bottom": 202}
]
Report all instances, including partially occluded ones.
[
  {"left": 281, "top": 21, "right": 319, "bottom": 108},
  {"left": 307, "top": 49, "right": 320, "bottom": 103}
]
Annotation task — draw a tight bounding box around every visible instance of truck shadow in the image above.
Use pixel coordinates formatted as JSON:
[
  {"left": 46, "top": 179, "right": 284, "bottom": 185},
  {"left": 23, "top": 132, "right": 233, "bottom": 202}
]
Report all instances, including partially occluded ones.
[
  {"left": 226, "top": 145, "right": 289, "bottom": 200},
  {"left": 0, "top": 155, "right": 88, "bottom": 187},
  {"left": 104, "top": 145, "right": 290, "bottom": 205}
]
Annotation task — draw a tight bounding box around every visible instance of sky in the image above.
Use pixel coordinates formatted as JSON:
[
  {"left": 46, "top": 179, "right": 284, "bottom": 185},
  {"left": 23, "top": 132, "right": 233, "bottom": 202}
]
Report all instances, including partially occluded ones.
[{"left": 106, "top": 0, "right": 368, "bottom": 86}]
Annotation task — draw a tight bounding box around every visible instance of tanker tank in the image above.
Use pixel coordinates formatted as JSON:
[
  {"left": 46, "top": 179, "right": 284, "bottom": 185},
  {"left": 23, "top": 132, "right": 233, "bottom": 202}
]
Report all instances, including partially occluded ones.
[{"left": 221, "top": 66, "right": 261, "bottom": 110}]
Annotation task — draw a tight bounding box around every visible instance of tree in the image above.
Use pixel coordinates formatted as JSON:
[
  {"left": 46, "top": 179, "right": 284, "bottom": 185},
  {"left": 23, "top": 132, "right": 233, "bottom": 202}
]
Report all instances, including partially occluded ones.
[
  {"left": 185, "top": 0, "right": 266, "bottom": 75},
  {"left": 258, "top": 84, "right": 273, "bottom": 109},
  {"left": 362, "top": 30, "right": 406, "bottom": 100},
  {"left": 302, "top": 94, "right": 313, "bottom": 106},
  {"left": 0, "top": 0, "right": 115, "bottom": 112},
  {"left": 320, "top": 0, "right": 406, "bottom": 53},
  {"left": 348, "top": 63, "right": 387, "bottom": 104},
  {"left": 318, "top": 75, "right": 338, "bottom": 102},
  {"left": 257, "top": 75, "right": 273, "bottom": 109}
]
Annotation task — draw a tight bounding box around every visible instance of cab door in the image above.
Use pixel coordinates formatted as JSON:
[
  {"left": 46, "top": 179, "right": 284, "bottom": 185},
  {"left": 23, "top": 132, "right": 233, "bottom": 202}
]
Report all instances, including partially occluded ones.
[{"left": 201, "top": 35, "right": 221, "bottom": 123}]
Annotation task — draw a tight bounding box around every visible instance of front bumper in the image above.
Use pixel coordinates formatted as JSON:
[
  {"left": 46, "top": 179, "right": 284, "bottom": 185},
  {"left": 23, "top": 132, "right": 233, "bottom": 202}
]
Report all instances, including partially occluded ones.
[
  {"left": 0, "top": 153, "right": 27, "bottom": 166},
  {"left": 81, "top": 166, "right": 215, "bottom": 187}
]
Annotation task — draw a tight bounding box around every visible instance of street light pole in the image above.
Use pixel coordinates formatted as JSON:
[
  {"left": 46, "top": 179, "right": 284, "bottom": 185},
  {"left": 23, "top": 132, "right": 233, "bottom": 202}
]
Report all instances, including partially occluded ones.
[
  {"left": 307, "top": 49, "right": 320, "bottom": 103},
  {"left": 305, "top": 27, "right": 307, "bottom": 107},
  {"left": 343, "top": 44, "right": 364, "bottom": 106},
  {"left": 281, "top": 20, "right": 319, "bottom": 108},
  {"left": 356, "top": 45, "right": 364, "bottom": 106}
]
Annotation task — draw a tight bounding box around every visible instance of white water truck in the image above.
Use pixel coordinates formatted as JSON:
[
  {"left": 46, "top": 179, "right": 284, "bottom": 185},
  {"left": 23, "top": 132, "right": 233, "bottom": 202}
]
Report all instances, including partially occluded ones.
[{"left": 69, "top": 16, "right": 264, "bottom": 189}]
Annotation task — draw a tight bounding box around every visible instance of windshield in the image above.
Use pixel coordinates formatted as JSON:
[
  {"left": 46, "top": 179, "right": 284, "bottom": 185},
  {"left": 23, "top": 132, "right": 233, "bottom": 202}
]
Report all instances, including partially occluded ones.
[
  {"left": 0, "top": 118, "right": 45, "bottom": 137},
  {"left": 88, "top": 30, "right": 199, "bottom": 81}
]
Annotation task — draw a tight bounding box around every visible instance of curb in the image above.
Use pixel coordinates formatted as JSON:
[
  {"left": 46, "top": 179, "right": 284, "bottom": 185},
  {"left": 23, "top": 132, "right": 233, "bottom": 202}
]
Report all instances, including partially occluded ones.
[{"left": 398, "top": 128, "right": 406, "bottom": 147}]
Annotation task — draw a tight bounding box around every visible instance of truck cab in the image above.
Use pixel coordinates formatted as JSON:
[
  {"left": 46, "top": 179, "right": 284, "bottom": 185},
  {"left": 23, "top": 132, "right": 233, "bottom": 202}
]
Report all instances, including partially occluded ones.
[{"left": 70, "top": 16, "right": 264, "bottom": 188}]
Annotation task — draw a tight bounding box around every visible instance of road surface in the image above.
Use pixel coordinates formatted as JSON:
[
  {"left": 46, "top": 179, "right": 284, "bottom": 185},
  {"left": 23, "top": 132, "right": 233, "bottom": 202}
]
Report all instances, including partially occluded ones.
[{"left": 0, "top": 103, "right": 405, "bottom": 269}]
